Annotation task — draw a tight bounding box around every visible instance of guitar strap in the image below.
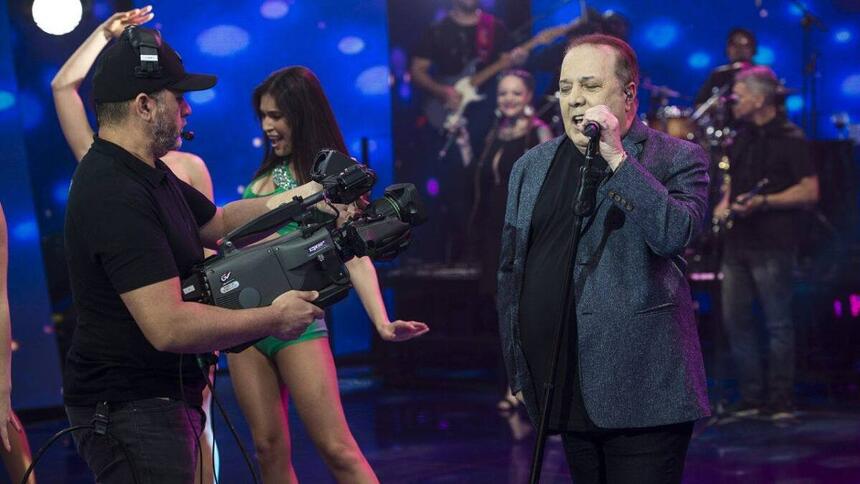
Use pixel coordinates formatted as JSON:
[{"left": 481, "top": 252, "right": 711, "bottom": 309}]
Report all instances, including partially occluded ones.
[{"left": 475, "top": 12, "right": 496, "bottom": 64}]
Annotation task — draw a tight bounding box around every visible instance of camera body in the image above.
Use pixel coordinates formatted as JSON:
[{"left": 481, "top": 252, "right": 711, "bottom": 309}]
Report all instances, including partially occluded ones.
[
  {"left": 181, "top": 224, "right": 352, "bottom": 311},
  {"left": 180, "top": 150, "right": 426, "bottom": 350}
]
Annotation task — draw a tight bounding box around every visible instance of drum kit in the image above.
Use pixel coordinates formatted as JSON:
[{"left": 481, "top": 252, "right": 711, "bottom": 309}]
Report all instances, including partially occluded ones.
[{"left": 642, "top": 78, "right": 735, "bottom": 150}]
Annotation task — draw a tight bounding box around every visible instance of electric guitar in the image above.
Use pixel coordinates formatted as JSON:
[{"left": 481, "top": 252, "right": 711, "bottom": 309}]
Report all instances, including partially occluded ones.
[
  {"left": 423, "top": 21, "right": 577, "bottom": 131},
  {"left": 712, "top": 178, "right": 770, "bottom": 234}
]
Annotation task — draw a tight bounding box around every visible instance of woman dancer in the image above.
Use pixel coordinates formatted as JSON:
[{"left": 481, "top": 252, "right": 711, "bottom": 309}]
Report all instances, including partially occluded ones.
[{"left": 228, "top": 66, "right": 428, "bottom": 483}]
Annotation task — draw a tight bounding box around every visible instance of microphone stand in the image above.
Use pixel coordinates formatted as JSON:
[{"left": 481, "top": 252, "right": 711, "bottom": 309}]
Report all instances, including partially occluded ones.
[
  {"left": 529, "top": 132, "right": 603, "bottom": 483},
  {"left": 792, "top": 0, "right": 827, "bottom": 138}
]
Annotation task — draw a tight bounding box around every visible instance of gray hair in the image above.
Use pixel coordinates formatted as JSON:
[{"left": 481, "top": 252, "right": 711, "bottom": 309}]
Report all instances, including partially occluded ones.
[{"left": 735, "top": 66, "right": 780, "bottom": 105}]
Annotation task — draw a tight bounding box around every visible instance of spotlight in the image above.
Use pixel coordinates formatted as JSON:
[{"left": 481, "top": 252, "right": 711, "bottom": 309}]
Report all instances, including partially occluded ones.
[{"left": 32, "top": 0, "right": 82, "bottom": 36}]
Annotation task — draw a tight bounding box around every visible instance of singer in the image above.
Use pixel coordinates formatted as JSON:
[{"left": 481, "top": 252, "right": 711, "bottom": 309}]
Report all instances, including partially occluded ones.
[{"left": 497, "top": 34, "right": 710, "bottom": 484}]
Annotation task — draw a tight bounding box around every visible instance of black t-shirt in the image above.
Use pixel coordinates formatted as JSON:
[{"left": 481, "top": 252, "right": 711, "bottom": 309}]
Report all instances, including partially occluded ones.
[
  {"left": 726, "top": 117, "right": 816, "bottom": 251},
  {"left": 63, "top": 137, "right": 216, "bottom": 407},
  {"left": 519, "top": 139, "right": 605, "bottom": 431},
  {"left": 413, "top": 15, "right": 512, "bottom": 79}
]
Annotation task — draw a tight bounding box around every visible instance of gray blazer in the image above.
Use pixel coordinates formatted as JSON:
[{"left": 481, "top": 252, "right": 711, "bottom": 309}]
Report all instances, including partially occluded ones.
[{"left": 498, "top": 120, "right": 711, "bottom": 428}]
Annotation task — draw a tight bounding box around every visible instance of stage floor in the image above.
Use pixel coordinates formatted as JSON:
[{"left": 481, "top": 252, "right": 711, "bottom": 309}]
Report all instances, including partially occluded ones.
[{"left": 9, "top": 369, "right": 860, "bottom": 483}]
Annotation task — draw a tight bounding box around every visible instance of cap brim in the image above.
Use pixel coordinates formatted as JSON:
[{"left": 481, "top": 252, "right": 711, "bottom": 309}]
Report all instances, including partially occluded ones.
[{"left": 171, "top": 73, "right": 217, "bottom": 92}]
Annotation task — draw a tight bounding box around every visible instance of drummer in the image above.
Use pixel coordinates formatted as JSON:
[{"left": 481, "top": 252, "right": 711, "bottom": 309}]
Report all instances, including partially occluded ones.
[{"left": 695, "top": 28, "right": 757, "bottom": 108}]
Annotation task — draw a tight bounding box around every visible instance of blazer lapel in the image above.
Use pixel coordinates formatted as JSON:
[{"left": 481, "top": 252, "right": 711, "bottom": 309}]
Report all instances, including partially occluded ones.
[{"left": 517, "top": 136, "right": 564, "bottom": 237}]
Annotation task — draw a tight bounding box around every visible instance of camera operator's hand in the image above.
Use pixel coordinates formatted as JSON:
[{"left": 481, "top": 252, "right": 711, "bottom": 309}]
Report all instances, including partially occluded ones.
[
  {"left": 271, "top": 290, "right": 325, "bottom": 340},
  {"left": 331, "top": 202, "right": 362, "bottom": 227},
  {"left": 376, "top": 320, "right": 429, "bottom": 342}
]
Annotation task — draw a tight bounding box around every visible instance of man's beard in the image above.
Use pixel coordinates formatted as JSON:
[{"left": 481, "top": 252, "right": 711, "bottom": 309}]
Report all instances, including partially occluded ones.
[{"left": 150, "top": 106, "right": 180, "bottom": 158}]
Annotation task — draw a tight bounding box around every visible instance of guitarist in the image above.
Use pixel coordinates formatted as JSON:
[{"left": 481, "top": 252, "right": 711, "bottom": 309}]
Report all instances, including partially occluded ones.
[
  {"left": 713, "top": 66, "right": 818, "bottom": 421},
  {"left": 410, "top": 0, "right": 525, "bottom": 132},
  {"left": 409, "top": 0, "right": 525, "bottom": 261}
]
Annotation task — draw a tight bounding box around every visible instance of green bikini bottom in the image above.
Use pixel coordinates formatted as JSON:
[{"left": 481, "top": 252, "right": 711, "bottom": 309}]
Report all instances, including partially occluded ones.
[{"left": 253, "top": 319, "right": 328, "bottom": 358}]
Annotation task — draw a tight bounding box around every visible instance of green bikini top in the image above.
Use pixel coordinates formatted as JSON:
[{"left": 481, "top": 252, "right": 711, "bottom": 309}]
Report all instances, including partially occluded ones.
[{"left": 243, "top": 164, "right": 334, "bottom": 237}]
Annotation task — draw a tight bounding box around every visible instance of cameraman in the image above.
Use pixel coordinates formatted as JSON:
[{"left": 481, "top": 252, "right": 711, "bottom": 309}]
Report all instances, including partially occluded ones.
[{"left": 62, "top": 29, "right": 323, "bottom": 482}]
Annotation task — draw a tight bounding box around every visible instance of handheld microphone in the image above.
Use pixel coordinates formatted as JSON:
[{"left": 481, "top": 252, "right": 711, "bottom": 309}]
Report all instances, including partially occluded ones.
[
  {"left": 582, "top": 121, "right": 601, "bottom": 139},
  {"left": 181, "top": 130, "right": 195, "bottom": 141}
]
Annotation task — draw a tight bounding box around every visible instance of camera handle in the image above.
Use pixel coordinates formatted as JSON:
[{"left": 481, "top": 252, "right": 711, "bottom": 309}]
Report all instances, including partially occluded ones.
[{"left": 220, "top": 192, "right": 326, "bottom": 253}]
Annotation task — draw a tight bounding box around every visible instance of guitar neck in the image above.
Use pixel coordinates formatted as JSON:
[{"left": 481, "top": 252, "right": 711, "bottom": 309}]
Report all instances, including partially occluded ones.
[{"left": 469, "top": 28, "right": 566, "bottom": 89}]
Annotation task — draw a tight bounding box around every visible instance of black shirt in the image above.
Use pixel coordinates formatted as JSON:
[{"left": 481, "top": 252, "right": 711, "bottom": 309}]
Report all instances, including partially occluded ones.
[
  {"left": 414, "top": 15, "right": 512, "bottom": 79},
  {"left": 726, "top": 116, "right": 816, "bottom": 251},
  {"left": 63, "top": 137, "right": 216, "bottom": 407},
  {"left": 519, "top": 139, "right": 605, "bottom": 431}
]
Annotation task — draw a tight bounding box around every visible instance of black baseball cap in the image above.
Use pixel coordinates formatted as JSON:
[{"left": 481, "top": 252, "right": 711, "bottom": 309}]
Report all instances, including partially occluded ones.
[{"left": 93, "top": 27, "right": 217, "bottom": 103}]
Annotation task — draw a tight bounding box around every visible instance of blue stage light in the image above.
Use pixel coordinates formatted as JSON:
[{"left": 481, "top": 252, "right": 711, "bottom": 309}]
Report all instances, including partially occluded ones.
[
  {"left": 53, "top": 180, "right": 70, "bottom": 204},
  {"left": 189, "top": 89, "right": 216, "bottom": 105},
  {"left": 785, "top": 94, "right": 804, "bottom": 113},
  {"left": 12, "top": 220, "right": 38, "bottom": 242},
  {"left": 842, "top": 74, "right": 860, "bottom": 96},
  {"left": 834, "top": 30, "right": 852, "bottom": 43},
  {"left": 788, "top": 3, "right": 805, "bottom": 17},
  {"left": 0, "top": 91, "right": 14, "bottom": 111},
  {"left": 197, "top": 25, "right": 250, "bottom": 57},
  {"left": 260, "top": 0, "right": 289, "bottom": 19},
  {"left": 688, "top": 52, "right": 711, "bottom": 69},
  {"left": 350, "top": 138, "right": 378, "bottom": 154},
  {"left": 753, "top": 46, "right": 775, "bottom": 65},
  {"left": 338, "top": 36, "right": 366, "bottom": 55},
  {"left": 644, "top": 21, "right": 678, "bottom": 49},
  {"left": 355, "top": 65, "right": 390, "bottom": 95}
]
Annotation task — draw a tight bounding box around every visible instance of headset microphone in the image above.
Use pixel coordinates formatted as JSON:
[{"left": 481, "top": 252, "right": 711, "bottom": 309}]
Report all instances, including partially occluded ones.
[{"left": 181, "top": 131, "right": 195, "bottom": 141}]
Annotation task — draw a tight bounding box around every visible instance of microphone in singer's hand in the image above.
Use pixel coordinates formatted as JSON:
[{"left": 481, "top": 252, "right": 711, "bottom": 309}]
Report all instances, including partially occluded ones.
[
  {"left": 181, "top": 131, "right": 195, "bottom": 141},
  {"left": 583, "top": 121, "right": 601, "bottom": 139}
]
